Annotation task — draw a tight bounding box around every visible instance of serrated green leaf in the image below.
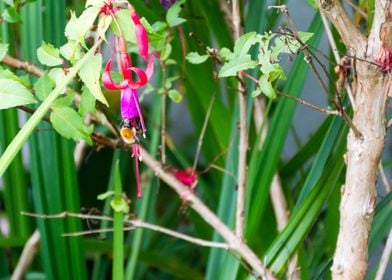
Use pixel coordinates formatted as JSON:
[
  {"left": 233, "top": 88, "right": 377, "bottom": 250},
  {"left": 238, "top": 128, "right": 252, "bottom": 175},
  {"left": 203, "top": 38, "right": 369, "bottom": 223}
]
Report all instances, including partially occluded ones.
[
  {"left": 218, "top": 55, "right": 258, "bottom": 77},
  {"left": 60, "top": 41, "right": 81, "bottom": 63},
  {"left": 233, "top": 31, "right": 258, "bottom": 56},
  {"left": 50, "top": 106, "right": 93, "bottom": 144},
  {"left": 0, "top": 43, "right": 9, "bottom": 61},
  {"left": 97, "top": 15, "right": 112, "bottom": 42},
  {"left": 166, "top": 0, "right": 186, "bottom": 27},
  {"left": 51, "top": 93, "right": 75, "bottom": 108},
  {"left": 37, "top": 41, "right": 63, "bottom": 67},
  {"left": 97, "top": 190, "right": 115, "bottom": 200},
  {"left": 168, "top": 89, "right": 182, "bottom": 103},
  {"left": 111, "top": 9, "right": 136, "bottom": 43},
  {"left": 259, "top": 75, "right": 276, "bottom": 99},
  {"left": 219, "top": 47, "right": 234, "bottom": 61},
  {"left": 85, "top": 0, "right": 105, "bottom": 8},
  {"left": 1, "top": 7, "right": 20, "bottom": 23},
  {"left": 186, "top": 52, "right": 209, "bottom": 64},
  {"left": 0, "top": 78, "right": 37, "bottom": 109},
  {"left": 33, "top": 74, "right": 54, "bottom": 101},
  {"left": 0, "top": 67, "right": 27, "bottom": 86},
  {"left": 48, "top": 68, "right": 66, "bottom": 87},
  {"left": 65, "top": 7, "right": 100, "bottom": 47},
  {"left": 79, "top": 86, "right": 97, "bottom": 117},
  {"left": 78, "top": 53, "right": 108, "bottom": 106}
]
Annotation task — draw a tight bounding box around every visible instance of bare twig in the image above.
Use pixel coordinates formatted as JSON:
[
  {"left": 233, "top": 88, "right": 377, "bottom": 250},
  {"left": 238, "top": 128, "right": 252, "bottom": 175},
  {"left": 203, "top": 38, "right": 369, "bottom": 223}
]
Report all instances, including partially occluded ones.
[
  {"left": 11, "top": 230, "right": 40, "bottom": 280},
  {"left": 374, "top": 229, "right": 392, "bottom": 280},
  {"left": 344, "top": 0, "right": 368, "bottom": 20},
  {"left": 232, "top": 0, "right": 248, "bottom": 241},
  {"left": 378, "top": 163, "right": 391, "bottom": 193},
  {"left": 320, "top": 11, "right": 356, "bottom": 110},
  {"left": 192, "top": 93, "right": 215, "bottom": 171},
  {"left": 317, "top": 0, "right": 367, "bottom": 53},
  {"left": 1, "top": 55, "right": 44, "bottom": 76}
]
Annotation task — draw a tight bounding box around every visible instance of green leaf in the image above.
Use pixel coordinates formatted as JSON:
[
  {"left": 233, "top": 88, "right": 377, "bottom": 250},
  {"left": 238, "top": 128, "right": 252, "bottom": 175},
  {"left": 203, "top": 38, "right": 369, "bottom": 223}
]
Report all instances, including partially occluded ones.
[
  {"left": 1, "top": 7, "right": 20, "bottom": 23},
  {"left": 33, "top": 74, "right": 54, "bottom": 101},
  {"left": 48, "top": 68, "right": 66, "bottom": 87},
  {"left": 111, "top": 9, "right": 136, "bottom": 43},
  {"left": 78, "top": 86, "right": 97, "bottom": 117},
  {"left": 65, "top": 7, "right": 100, "bottom": 46},
  {"left": 186, "top": 52, "right": 209, "bottom": 64},
  {"left": 168, "top": 89, "right": 183, "bottom": 103},
  {"left": 258, "top": 75, "right": 276, "bottom": 98},
  {"left": 0, "top": 67, "right": 27, "bottom": 86},
  {"left": 3, "top": 0, "right": 14, "bottom": 6},
  {"left": 97, "top": 190, "right": 115, "bottom": 200},
  {"left": 37, "top": 41, "right": 63, "bottom": 67},
  {"left": 160, "top": 43, "right": 172, "bottom": 61},
  {"left": 50, "top": 106, "right": 93, "bottom": 144},
  {"left": 219, "top": 47, "right": 234, "bottom": 61},
  {"left": 0, "top": 78, "right": 37, "bottom": 109},
  {"left": 166, "top": 0, "right": 186, "bottom": 27},
  {"left": 97, "top": 15, "right": 112, "bottom": 42},
  {"left": 0, "top": 43, "right": 9, "bottom": 61},
  {"left": 233, "top": 32, "right": 259, "bottom": 56},
  {"left": 218, "top": 55, "right": 258, "bottom": 77},
  {"left": 85, "top": 0, "right": 105, "bottom": 8},
  {"left": 111, "top": 197, "right": 129, "bottom": 213},
  {"left": 78, "top": 53, "right": 108, "bottom": 106},
  {"left": 60, "top": 41, "right": 81, "bottom": 63}
]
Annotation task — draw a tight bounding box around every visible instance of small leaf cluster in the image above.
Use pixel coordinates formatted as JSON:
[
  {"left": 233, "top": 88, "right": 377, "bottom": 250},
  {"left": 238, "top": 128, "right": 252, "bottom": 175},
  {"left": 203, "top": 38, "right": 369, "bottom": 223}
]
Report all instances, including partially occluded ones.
[
  {"left": 1, "top": 0, "right": 37, "bottom": 23},
  {"left": 141, "top": 0, "right": 186, "bottom": 104},
  {"left": 186, "top": 31, "right": 313, "bottom": 98}
]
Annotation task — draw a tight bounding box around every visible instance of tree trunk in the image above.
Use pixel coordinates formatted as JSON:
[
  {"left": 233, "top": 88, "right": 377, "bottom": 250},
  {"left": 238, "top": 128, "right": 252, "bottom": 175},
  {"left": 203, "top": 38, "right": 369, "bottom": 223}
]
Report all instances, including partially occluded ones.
[
  {"left": 331, "top": 61, "right": 389, "bottom": 280},
  {"left": 318, "top": 1, "right": 391, "bottom": 279}
]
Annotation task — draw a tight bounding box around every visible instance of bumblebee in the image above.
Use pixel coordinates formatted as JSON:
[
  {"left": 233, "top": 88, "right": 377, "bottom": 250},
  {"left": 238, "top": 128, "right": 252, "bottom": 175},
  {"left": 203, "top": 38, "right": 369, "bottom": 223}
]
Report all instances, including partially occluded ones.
[{"left": 120, "top": 118, "right": 144, "bottom": 144}]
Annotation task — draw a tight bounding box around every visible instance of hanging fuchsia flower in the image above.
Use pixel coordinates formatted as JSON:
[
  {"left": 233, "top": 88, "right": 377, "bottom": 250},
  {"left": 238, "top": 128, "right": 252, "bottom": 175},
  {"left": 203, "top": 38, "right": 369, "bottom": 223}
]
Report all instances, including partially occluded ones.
[{"left": 102, "top": 3, "right": 154, "bottom": 198}]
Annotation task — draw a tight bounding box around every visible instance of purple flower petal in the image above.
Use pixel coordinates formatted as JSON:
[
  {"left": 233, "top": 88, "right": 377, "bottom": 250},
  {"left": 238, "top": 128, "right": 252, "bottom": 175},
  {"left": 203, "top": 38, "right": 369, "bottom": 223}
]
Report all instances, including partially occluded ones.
[{"left": 121, "top": 87, "right": 140, "bottom": 119}]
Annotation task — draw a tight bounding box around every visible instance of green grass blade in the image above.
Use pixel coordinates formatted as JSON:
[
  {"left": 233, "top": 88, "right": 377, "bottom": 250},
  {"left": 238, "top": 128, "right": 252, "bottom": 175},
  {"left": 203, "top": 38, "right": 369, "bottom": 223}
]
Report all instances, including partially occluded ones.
[{"left": 113, "top": 160, "right": 124, "bottom": 280}]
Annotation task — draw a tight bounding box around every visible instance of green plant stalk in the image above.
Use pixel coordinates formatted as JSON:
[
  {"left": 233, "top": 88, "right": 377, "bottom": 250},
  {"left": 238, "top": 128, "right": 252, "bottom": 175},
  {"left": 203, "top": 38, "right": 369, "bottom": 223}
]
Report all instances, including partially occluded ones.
[
  {"left": 125, "top": 92, "right": 162, "bottom": 279},
  {"left": 0, "top": 39, "right": 102, "bottom": 177},
  {"left": 113, "top": 160, "right": 124, "bottom": 280}
]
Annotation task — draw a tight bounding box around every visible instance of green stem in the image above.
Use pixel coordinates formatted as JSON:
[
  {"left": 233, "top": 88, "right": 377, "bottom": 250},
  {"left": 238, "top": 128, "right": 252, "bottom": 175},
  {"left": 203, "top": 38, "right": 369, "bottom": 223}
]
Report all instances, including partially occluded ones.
[
  {"left": 0, "top": 39, "right": 102, "bottom": 177},
  {"left": 113, "top": 160, "right": 124, "bottom": 280}
]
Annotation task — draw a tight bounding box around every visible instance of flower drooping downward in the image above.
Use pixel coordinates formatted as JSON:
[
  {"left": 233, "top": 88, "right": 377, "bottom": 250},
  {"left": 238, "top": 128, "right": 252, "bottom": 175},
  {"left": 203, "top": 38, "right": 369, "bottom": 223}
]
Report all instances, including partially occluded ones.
[{"left": 102, "top": 3, "right": 154, "bottom": 198}]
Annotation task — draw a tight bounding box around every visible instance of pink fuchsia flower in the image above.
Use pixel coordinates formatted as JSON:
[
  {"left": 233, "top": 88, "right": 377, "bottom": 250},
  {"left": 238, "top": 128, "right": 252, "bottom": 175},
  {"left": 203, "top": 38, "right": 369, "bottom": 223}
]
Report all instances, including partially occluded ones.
[{"left": 102, "top": 5, "right": 154, "bottom": 198}]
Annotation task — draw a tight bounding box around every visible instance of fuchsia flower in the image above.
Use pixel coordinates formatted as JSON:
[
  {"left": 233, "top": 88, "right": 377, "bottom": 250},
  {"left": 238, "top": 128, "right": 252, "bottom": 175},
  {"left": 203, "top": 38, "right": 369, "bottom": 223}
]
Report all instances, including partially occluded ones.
[{"left": 102, "top": 3, "right": 154, "bottom": 198}]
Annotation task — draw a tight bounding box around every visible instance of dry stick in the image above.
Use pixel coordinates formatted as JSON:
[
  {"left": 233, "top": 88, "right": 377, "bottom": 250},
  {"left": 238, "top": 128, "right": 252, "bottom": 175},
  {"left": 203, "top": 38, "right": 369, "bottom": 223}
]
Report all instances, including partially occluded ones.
[
  {"left": 4, "top": 52, "right": 274, "bottom": 279},
  {"left": 319, "top": 1, "right": 391, "bottom": 279},
  {"left": 11, "top": 230, "right": 40, "bottom": 280},
  {"left": 232, "top": 0, "right": 248, "bottom": 241},
  {"left": 320, "top": 11, "right": 356, "bottom": 110},
  {"left": 378, "top": 162, "right": 392, "bottom": 193},
  {"left": 344, "top": 0, "right": 368, "bottom": 20},
  {"left": 192, "top": 93, "right": 215, "bottom": 171},
  {"left": 83, "top": 135, "right": 275, "bottom": 279},
  {"left": 374, "top": 229, "right": 392, "bottom": 280},
  {"left": 242, "top": 71, "right": 340, "bottom": 116},
  {"left": 271, "top": 5, "right": 362, "bottom": 138}
]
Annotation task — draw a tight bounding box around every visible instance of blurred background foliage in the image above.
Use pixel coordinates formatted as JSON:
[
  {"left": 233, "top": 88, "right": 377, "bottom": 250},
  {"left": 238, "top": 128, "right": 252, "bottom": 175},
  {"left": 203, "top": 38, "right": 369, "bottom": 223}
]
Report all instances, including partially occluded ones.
[{"left": 0, "top": 0, "right": 390, "bottom": 279}]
